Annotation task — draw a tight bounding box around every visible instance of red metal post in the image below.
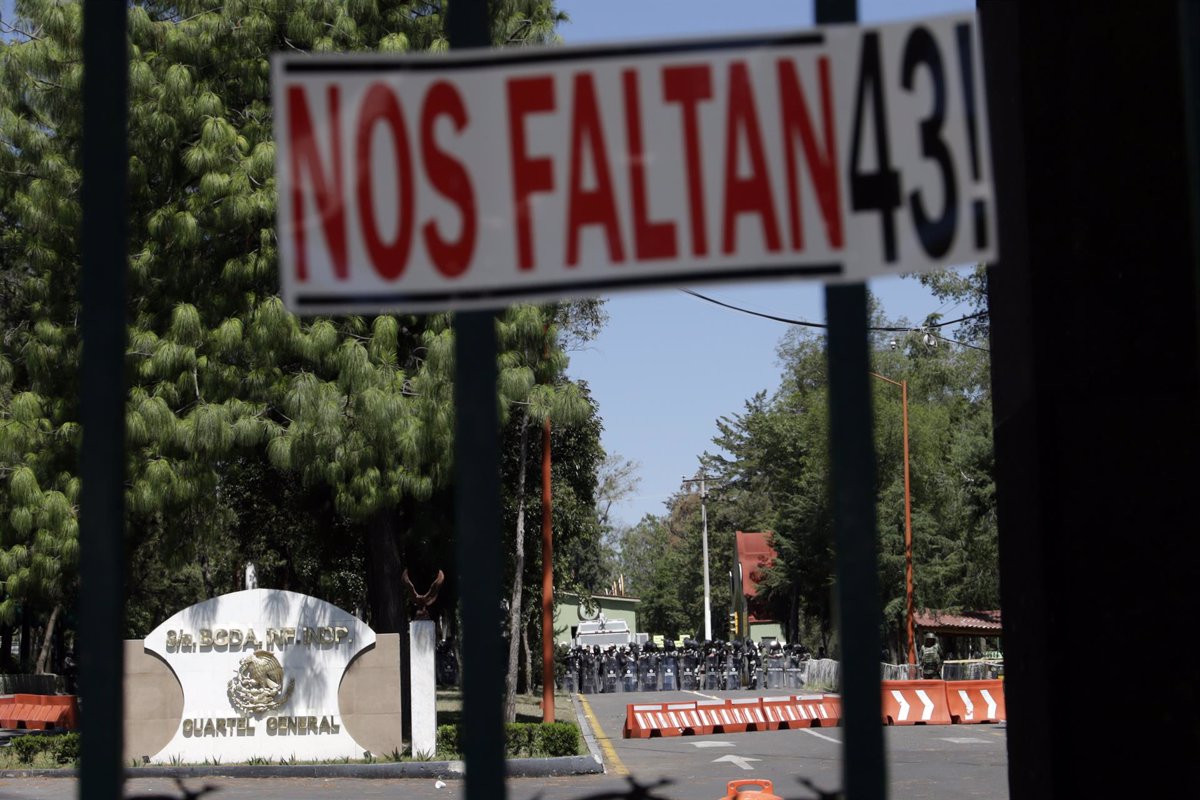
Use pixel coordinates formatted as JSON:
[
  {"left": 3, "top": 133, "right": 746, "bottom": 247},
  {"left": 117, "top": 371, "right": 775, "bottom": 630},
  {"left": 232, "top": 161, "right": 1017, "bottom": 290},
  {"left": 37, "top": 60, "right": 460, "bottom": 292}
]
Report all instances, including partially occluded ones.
[
  {"left": 901, "top": 380, "right": 915, "bottom": 667},
  {"left": 541, "top": 406, "right": 555, "bottom": 722}
]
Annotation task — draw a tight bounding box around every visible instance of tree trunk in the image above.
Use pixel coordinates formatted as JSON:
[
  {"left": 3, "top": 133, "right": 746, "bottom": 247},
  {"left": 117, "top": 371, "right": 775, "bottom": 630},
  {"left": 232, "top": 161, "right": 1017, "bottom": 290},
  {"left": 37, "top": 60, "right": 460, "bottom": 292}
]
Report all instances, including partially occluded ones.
[
  {"left": 35, "top": 605, "right": 61, "bottom": 675},
  {"left": 0, "top": 624, "right": 12, "bottom": 672},
  {"left": 522, "top": 617, "right": 533, "bottom": 696},
  {"left": 19, "top": 612, "right": 31, "bottom": 672},
  {"left": 504, "top": 419, "right": 530, "bottom": 723},
  {"left": 366, "top": 509, "right": 406, "bottom": 633},
  {"left": 199, "top": 552, "right": 215, "bottom": 598}
]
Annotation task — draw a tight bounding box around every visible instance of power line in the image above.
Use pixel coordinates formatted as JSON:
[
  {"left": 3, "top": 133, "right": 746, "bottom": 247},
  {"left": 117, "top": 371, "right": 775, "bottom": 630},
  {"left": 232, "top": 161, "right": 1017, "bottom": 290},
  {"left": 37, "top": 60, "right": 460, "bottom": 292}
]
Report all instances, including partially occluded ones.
[{"left": 680, "top": 289, "right": 990, "bottom": 342}]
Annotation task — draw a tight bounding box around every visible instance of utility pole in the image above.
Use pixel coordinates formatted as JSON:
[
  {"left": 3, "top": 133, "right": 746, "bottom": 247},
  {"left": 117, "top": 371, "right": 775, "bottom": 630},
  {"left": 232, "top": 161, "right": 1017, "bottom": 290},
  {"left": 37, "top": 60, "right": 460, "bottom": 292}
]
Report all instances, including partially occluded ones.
[{"left": 681, "top": 474, "right": 713, "bottom": 641}]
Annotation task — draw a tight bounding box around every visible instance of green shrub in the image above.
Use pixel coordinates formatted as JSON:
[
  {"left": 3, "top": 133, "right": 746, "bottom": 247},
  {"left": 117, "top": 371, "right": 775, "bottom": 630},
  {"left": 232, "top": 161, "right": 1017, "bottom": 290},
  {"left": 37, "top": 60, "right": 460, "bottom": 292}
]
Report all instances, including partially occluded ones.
[
  {"left": 436, "top": 722, "right": 579, "bottom": 759},
  {"left": 52, "top": 733, "right": 80, "bottom": 765},
  {"left": 503, "top": 723, "right": 535, "bottom": 757},
  {"left": 535, "top": 722, "right": 580, "bottom": 757},
  {"left": 435, "top": 724, "right": 460, "bottom": 758},
  {"left": 11, "top": 735, "right": 45, "bottom": 764}
]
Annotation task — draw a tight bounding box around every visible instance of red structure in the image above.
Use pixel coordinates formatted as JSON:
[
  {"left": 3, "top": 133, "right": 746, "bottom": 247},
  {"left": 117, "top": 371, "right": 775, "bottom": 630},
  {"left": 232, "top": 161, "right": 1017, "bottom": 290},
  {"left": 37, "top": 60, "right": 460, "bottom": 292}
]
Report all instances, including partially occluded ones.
[{"left": 734, "top": 531, "right": 779, "bottom": 635}]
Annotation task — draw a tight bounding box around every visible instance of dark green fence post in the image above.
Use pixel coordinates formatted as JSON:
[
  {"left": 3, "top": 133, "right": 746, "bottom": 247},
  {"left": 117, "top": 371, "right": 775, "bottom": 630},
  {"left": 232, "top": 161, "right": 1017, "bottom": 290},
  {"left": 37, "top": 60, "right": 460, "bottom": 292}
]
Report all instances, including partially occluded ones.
[
  {"left": 79, "top": 2, "right": 129, "bottom": 799},
  {"left": 816, "top": 1, "right": 887, "bottom": 799},
  {"left": 447, "top": 4, "right": 508, "bottom": 800}
]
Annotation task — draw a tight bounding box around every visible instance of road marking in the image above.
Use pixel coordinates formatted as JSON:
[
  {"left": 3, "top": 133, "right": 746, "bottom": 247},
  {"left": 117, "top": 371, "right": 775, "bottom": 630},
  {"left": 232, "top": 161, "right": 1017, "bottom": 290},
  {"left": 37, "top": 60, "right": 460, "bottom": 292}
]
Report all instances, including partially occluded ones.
[
  {"left": 713, "top": 754, "right": 761, "bottom": 770},
  {"left": 940, "top": 737, "right": 990, "bottom": 744},
  {"left": 690, "top": 741, "right": 736, "bottom": 748},
  {"left": 577, "top": 694, "right": 628, "bottom": 776},
  {"left": 802, "top": 729, "right": 842, "bottom": 745},
  {"left": 685, "top": 690, "right": 722, "bottom": 700}
]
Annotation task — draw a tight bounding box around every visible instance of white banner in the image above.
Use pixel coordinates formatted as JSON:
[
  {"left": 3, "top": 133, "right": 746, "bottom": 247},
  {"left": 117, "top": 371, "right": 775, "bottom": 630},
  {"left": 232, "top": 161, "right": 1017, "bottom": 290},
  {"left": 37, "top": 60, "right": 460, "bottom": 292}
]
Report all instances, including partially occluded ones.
[{"left": 272, "top": 13, "right": 995, "bottom": 314}]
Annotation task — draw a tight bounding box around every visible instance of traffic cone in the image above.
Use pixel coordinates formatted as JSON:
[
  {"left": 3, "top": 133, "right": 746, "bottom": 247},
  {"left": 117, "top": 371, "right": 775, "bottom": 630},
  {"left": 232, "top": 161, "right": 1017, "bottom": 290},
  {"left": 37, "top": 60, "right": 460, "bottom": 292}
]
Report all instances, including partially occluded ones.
[{"left": 721, "top": 779, "right": 783, "bottom": 800}]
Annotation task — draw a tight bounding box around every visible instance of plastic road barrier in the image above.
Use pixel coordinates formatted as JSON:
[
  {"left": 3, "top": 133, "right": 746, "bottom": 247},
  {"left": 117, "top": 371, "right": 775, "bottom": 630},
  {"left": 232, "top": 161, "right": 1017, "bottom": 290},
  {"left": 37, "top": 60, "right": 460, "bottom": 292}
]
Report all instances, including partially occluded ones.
[
  {"left": 0, "top": 694, "right": 80, "bottom": 730},
  {"left": 945, "top": 679, "right": 1006, "bottom": 723},
  {"left": 881, "top": 680, "right": 952, "bottom": 725},
  {"left": 623, "top": 694, "right": 841, "bottom": 738}
]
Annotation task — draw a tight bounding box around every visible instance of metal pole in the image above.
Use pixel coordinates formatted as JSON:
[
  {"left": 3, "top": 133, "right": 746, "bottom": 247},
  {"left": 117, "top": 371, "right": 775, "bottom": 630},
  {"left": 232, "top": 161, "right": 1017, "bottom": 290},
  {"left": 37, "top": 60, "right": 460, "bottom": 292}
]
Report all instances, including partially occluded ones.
[
  {"left": 701, "top": 478, "right": 712, "bottom": 641},
  {"left": 817, "top": 0, "right": 886, "bottom": 797},
  {"left": 448, "top": 4, "right": 506, "bottom": 800},
  {"left": 541, "top": 415, "right": 555, "bottom": 722},
  {"left": 901, "top": 380, "right": 915, "bottom": 667},
  {"left": 79, "top": 2, "right": 128, "bottom": 799},
  {"left": 683, "top": 474, "right": 715, "bottom": 640},
  {"left": 826, "top": 286, "right": 886, "bottom": 800}
]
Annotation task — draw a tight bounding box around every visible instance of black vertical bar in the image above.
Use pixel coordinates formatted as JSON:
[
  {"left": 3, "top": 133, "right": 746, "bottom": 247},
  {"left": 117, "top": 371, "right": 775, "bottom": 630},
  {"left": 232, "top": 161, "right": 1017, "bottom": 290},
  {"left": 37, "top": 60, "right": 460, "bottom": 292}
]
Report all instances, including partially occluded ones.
[
  {"left": 824, "top": 285, "right": 885, "bottom": 800},
  {"left": 816, "top": 1, "right": 886, "bottom": 799},
  {"left": 79, "top": 2, "right": 128, "bottom": 799},
  {"left": 1180, "top": 0, "right": 1200, "bottom": 325},
  {"left": 447, "top": 4, "right": 506, "bottom": 800}
]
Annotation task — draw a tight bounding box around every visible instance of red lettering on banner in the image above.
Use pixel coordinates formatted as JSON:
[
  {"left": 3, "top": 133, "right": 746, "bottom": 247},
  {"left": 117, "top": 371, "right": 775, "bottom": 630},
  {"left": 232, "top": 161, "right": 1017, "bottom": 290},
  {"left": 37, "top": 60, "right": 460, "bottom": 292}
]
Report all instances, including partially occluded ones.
[
  {"left": 778, "top": 57, "right": 844, "bottom": 251},
  {"left": 566, "top": 73, "right": 625, "bottom": 266},
  {"left": 355, "top": 83, "right": 414, "bottom": 280},
  {"left": 288, "top": 85, "right": 347, "bottom": 281},
  {"left": 621, "top": 70, "right": 677, "bottom": 261},
  {"left": 663, "top": 64, "right": 713, "bottom": 257},
  {"left": 421, "top": 81, "right": 476, "bottom": 278},
  {"left": 722, "top": 62, "right": 781, "bottom": 255},
  {"left": 507, "top": 76, "right": 556, "bottom": 270}
]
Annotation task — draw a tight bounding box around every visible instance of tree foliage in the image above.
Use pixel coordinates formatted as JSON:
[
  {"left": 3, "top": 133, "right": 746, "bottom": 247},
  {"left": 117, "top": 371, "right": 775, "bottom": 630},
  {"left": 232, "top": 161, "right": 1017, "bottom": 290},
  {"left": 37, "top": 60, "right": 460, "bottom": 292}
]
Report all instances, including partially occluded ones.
[
  {"left": 0, "top": 0, "right": 592, "bottom": 676},
  {"left": 612, "top": 277, "right": 998, "bottom": 655}
]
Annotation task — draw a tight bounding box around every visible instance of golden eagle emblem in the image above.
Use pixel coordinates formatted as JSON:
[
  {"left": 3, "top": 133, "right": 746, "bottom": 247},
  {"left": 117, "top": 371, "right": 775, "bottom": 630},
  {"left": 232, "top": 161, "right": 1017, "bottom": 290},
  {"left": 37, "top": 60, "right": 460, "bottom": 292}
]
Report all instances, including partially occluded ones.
[{"left": 227, "top": 651, "right": 293, "bottom": 714}]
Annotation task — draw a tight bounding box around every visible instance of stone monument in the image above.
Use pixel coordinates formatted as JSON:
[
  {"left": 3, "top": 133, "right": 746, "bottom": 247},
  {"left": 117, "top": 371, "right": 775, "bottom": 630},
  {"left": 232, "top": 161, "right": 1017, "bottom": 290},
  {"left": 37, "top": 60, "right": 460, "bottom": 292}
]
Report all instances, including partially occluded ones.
[{"left": 142, "top": 588, "right": 375, "bottom": 763}]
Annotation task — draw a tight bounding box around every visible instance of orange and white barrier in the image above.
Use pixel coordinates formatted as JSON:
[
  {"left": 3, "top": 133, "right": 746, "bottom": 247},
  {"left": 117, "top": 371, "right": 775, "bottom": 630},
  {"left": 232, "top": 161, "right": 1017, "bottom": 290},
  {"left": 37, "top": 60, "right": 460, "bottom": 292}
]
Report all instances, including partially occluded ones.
[
  {"left": 761, "top": 696, "right": 814, "bottom": 730},
  {"left": 623, "top": 694, "right": 839, "bottom": 738},
  {"left": 0, "top": 694, "right": 79, "bottom": 730},
  {"left": 944, "top": 679, "right": 1005, "bottom": 723},
  {"left": 622, "top": 681, "right": 1002, "bottom": 738},
  {"left": 881, "top": 680, "right": 952, "bottom": 725}
]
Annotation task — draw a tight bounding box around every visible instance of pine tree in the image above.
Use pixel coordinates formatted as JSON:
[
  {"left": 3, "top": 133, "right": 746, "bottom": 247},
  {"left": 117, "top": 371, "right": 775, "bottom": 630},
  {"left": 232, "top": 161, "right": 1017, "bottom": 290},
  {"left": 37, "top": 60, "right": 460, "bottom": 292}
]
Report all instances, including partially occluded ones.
[{"left": 0, "top": 0, "right": 575, "bottom": 662}]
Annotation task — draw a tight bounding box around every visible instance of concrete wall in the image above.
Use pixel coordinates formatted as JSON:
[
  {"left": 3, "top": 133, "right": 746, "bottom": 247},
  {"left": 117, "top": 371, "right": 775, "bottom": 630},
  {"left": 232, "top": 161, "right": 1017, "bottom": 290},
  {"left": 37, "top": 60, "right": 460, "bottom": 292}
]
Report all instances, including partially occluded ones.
[{"left": 123, "top": 633, "right": 402, "bottom": 763}]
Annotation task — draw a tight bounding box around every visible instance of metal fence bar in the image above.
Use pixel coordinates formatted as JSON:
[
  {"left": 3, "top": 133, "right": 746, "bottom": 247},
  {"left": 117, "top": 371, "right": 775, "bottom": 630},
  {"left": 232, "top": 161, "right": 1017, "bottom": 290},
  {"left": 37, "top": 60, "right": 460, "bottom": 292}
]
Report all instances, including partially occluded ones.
[
  {"left": 825, "top": 284, "right": 886, "bottom": 800},
  {"left": 814, "top": 1, "right": 886, "bottom": 796},
  {"left": 78, "top": 2, "right": 129, "bottom": 799},
  {"left": 452, "top": 309, "right": 506, "bottom": 800},
  {"left": 447, "top": 11, "right": 506, "bottom": 800}
]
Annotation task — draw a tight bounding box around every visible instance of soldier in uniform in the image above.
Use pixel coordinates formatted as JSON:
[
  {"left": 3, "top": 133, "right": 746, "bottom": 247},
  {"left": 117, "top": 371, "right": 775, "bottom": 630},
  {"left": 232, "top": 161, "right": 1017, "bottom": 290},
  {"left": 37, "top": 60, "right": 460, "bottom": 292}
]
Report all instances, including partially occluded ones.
[{"left": 920, "top": 632, "right": 943, "bottom": 679}]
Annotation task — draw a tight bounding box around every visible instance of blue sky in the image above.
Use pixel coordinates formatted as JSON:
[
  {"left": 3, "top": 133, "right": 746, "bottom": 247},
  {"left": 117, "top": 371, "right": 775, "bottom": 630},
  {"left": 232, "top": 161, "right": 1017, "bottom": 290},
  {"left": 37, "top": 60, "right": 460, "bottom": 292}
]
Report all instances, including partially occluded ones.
[{"left": 556, "top": 0, "right": 976, "bottom": 527}]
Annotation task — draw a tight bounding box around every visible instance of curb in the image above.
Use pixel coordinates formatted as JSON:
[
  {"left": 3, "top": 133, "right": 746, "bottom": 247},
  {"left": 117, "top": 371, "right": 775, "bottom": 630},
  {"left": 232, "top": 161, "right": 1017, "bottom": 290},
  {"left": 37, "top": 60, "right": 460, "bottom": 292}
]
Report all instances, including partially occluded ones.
[
  {"left": 570, "top": 692, "right": 606, "bottom": 767},
  {"left": 1, "top": 754, "right": 603, "bottom": 780},
  {"left": 2, "top": 694, "right": 604, "bottom": 780}
]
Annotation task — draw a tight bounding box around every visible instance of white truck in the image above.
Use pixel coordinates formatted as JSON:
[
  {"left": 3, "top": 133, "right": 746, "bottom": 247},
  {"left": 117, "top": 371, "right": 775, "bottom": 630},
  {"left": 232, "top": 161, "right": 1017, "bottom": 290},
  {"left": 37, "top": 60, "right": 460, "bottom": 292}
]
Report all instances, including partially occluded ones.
[{"left": 573, "top": 617, "right": 647, "bottom": 649}]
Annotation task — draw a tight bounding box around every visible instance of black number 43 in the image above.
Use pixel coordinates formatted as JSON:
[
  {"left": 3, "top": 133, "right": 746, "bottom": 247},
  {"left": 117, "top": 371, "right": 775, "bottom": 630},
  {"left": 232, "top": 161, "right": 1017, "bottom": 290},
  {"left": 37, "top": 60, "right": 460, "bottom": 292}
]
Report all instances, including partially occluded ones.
[{"left": 849, "top": 27, "right": 965, "bottom": 262}]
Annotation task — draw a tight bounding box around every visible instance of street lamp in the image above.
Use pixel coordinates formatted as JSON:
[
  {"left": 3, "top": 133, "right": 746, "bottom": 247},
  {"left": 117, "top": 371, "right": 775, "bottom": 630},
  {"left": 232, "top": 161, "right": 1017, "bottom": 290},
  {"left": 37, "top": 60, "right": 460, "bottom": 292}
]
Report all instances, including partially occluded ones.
[
  {"left": 681, "top": 473, "right": 713, "bottom": 641},
  {"left": 870, "top": 372, "right": 916, "bottom": 667}
]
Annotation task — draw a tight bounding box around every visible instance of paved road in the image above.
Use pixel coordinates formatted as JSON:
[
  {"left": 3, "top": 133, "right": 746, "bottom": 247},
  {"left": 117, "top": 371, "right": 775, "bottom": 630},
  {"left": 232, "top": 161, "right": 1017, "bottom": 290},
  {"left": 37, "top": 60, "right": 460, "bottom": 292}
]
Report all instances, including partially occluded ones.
[
  {"left": 2, "top": 688, "right": 1008, "bottom": 799},
  {"left": 582, "top": 688, "right": 1009, "bottom": 799}
]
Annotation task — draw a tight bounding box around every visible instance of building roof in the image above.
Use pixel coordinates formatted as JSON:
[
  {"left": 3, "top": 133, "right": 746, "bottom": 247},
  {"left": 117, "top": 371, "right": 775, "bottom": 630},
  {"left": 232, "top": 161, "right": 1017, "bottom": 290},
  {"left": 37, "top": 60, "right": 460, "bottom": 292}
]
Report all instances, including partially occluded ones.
[
  {"left": 914, "top": 609, "right": 1002, "bottom": 636},
  {"left": 735, "top": 531, "right": 777, "bottom": 598}
]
